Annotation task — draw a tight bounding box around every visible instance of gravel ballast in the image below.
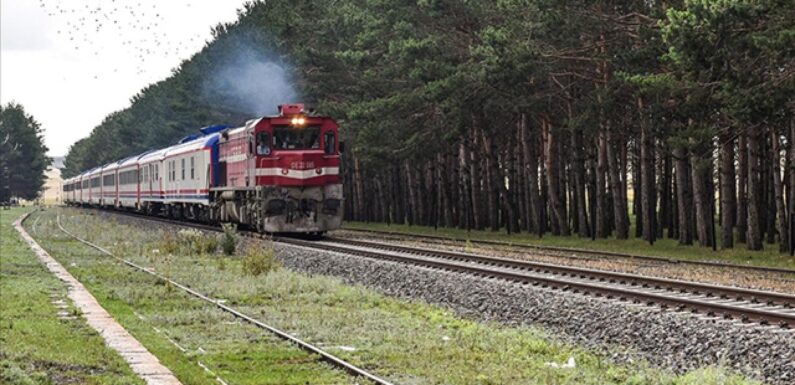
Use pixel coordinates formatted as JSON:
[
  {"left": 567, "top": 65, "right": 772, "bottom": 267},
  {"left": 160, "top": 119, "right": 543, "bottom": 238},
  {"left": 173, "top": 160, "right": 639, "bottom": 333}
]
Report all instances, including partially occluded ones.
[{"left": 274, "top": 243, "right": 795, "bottom": 385}]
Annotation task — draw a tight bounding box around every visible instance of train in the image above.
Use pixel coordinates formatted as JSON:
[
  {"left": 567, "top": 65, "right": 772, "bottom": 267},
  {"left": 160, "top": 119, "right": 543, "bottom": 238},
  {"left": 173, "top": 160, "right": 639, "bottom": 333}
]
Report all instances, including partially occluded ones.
[{"left": 62, "top": 104, "right": 343, "bottom": 236}]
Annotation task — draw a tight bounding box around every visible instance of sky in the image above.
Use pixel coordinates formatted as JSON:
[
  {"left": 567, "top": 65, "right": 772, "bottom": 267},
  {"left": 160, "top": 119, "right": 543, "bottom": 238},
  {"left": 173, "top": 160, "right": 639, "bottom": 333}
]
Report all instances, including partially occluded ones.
[{"left": 1, "top": 0, "right": 252, "bottom": 156}]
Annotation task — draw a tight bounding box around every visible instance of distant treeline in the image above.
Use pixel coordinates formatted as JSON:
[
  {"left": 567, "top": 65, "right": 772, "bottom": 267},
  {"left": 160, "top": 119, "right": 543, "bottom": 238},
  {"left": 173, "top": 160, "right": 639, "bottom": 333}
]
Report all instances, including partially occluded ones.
[{"left": 65, "top": 0, "right": 795, "bottom": 251}]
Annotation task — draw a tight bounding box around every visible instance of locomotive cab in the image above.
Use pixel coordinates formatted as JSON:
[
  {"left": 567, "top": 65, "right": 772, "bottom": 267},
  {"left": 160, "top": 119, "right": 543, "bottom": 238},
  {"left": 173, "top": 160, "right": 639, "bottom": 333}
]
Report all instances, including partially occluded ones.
[{"left": 214, "top": 104, "right": 343, "bottom": 234}]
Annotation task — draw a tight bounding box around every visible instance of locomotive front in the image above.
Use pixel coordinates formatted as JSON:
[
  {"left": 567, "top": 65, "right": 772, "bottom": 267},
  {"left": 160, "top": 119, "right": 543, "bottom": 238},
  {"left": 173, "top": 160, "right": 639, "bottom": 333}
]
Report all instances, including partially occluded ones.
[{"left": 214, "top": 104, "right": 343, "bottom": 235}]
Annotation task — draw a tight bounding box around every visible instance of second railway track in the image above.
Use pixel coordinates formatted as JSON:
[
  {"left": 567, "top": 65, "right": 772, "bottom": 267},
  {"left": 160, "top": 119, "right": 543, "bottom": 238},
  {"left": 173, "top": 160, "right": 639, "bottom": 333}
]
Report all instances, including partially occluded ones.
[
  {"left": 341, "top": 227, "right": 795, "bottom": 275},
  {"left": 75, "top": 208, "right": 795, "bottom": 329},
  {"left": 285, "top": 237, "right": 795, "bottom": 328}
]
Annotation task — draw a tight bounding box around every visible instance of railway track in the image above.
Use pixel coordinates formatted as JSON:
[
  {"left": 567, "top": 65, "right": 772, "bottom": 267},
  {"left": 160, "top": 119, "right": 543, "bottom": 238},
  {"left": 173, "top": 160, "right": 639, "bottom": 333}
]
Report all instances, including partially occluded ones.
[
  {"left": 284, "top": 237, "right": 795, "bottom": 328},
  {"left": 71, "top": 207, "right": 795, "bottom": 328},
  {"left": 342, "top": 227, "right": 795, "bottom": 275},
  {"left": 48, "top": 212, "right": 395, "bottom": 385}
]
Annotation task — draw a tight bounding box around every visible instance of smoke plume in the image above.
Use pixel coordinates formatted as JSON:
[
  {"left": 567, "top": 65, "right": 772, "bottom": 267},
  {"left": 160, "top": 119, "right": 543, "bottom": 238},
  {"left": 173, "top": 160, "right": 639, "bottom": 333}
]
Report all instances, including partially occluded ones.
[{"left": 203, "top": 40, "right": 300, "bottom": 116}]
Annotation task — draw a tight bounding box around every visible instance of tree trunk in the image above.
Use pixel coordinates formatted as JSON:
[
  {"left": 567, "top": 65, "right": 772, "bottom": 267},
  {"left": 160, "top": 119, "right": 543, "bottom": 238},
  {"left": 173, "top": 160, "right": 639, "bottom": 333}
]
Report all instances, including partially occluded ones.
[
  {"left": 639, "top": 101, "right": 656, "bottom": 243},
  {"left": 595, "top": 130, "right": 609, "bottom": 237},
  {"left": 771, "top": 129, "right": 788, "bottom": 252},
  {"left": 765, "top": 137, "right": 776, "bottom": 245},
  {"left": 458, "top": 143, "right": 472, "bottom": 230},
  {"left": 520, "top": 114, "right": 542, "bottom": 234},
  {"left": 404, "top": 162, "right": 417, "bottom": 226},
  {"left": 572, "top": 129, "right": 589, "bottom": 236},
  {"left": 658, "top": 152, "right": 673, "bottom": 238},
  {"left": 747, "top": 130, "right": 763, "bottom": 250},
  {"left": 720, "top": 135, "right": 736, "bottom": 248},
  {"left": 507, "top": 128, "right": 520, "bottom": 234},
  {"left": 542, "top": 118, "right": 570, "bottom": 235},
  {"left": 469, "top": 125, "right": 484, "bottom": 230},
  {"left": 674, "top": 146, "right": 694, "bottom": 245},
  {"left": 691, "top": 154, "right": 713, "bottom": 247},
  {"left": 737, "top": 135, "right": 748, "bottom": 243},
  {"left": 354, "top": 156, "right": 366, "bottom": 221},
  {"left": 607, "top": 131, "right": 628, "bottom": 239},
  {"left": 789, "top": 116, "right": 795, "bottom": 252},
  {"left": 482, "top": 130, "right": 501, "bottom": 231},
  {"left": 632, "top": 139, "right": 642, "bottom": 238}
]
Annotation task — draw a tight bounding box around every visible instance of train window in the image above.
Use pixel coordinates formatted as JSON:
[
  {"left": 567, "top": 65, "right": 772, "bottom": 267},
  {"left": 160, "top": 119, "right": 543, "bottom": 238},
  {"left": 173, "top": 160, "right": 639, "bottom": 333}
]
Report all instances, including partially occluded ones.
[
  {"left": 324, "top": 132, "right": 336, "bottom": 155},
  {"left": 273, "top": 126, "right": 320, "bottom": 150},
  {"left": 181, "top": 159, "right": 186, "bottom": 180},
  {"left": 190, "top": 157, "right": 195, "bottom": 180},
  {"left": 256, "top": 132, "right": 271, "bottom": 155}
]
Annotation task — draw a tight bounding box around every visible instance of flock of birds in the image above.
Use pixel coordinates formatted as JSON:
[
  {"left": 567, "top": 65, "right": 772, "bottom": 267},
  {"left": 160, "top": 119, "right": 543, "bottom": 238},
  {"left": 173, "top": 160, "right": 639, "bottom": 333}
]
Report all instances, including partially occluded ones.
[{"left": 37, "top": 0, "right": 210, "bottom": 77}]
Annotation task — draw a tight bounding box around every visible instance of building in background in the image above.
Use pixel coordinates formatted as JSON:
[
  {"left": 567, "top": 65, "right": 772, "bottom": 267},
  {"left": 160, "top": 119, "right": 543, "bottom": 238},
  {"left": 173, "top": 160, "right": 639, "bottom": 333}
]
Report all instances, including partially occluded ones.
[{"left": 42, "top": 157, "right": 63, "bottom": 204}]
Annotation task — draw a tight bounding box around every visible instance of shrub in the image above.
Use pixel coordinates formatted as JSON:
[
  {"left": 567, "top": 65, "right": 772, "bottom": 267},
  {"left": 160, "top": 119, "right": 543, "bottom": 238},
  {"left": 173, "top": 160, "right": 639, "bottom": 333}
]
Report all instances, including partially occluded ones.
[
  {"left": 159, "top": 231, "right": 179, "bottom": 255},
  {"left": 176, "top": 229, "right": 219, "bottom": 255},
  {"left": 177, "top": 229, "right": 202, "bottom": 253},
  {"left": 202, "top": 236, "right": 220, "bottom": 255},
  {"left": 242, "top": 241, "right": 280, "bottom": 276},
  {"left": 220, "top": 223, "right": 238, "bottom": 255}
]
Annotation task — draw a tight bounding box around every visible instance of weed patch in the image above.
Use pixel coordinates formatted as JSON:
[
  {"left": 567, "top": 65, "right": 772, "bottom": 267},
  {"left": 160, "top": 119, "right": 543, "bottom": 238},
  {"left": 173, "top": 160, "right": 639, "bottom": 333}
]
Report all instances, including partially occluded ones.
[
  {"left": 220, "top": 223, "right": 238, "bottom": 256},
  {"left": 241, "top": 240, "right": 281, "bottom": 277}
]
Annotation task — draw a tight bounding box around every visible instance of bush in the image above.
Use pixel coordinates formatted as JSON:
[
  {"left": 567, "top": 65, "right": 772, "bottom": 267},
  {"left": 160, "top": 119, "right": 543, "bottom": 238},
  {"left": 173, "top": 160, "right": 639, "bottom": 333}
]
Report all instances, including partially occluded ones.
[
  {"left": 159, "top": 231, "right": 179, "bottom": 255},
  {"left": 242, "top": 241, "right": 280, "bottom": 276},
  {"left": 176, "top": 228, "right": 219, "bottom": 255},
  {"left": 220, "top": 223, "right": 238, "bottom": 256}
]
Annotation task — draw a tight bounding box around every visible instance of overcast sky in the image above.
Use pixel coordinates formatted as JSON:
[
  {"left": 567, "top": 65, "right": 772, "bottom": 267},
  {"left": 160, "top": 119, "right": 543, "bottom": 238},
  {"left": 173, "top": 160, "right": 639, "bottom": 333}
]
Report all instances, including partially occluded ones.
[{"left": 1, "top": 0, "right": 251, "bottom": 156}]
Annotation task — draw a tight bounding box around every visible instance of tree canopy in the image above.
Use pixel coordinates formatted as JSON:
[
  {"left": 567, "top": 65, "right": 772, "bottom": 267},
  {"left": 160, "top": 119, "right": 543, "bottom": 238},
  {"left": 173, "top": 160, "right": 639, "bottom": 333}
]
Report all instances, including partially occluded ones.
[{"left": 0, "top": 103, "right": 50, "bottom": 201}]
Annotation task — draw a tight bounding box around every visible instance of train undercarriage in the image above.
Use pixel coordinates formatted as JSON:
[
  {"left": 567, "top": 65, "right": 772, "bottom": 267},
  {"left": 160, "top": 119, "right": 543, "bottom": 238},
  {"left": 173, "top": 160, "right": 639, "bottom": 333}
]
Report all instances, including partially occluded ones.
[{"left": 73, "top": 184, "right": 344, "bottom": 236}]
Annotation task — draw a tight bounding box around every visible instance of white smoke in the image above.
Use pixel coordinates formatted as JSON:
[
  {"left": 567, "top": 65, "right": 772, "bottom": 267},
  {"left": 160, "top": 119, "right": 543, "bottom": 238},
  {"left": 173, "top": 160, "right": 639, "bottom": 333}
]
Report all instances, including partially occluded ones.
[{"left": 203, "top": 42, "right": 300, "bottom": 116}]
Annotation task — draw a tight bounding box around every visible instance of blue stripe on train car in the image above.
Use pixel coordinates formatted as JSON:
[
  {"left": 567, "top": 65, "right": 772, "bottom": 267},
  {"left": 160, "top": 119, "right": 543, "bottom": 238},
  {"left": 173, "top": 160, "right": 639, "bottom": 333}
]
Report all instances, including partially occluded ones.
[{"left": 205, "top": 134, "right": 221, "bottom": 187}]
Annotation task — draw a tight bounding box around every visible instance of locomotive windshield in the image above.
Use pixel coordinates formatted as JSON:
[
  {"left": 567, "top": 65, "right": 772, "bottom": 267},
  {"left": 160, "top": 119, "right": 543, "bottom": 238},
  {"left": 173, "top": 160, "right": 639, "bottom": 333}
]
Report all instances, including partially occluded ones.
[{"left": 272, "top": 125, "right": 321, "bottom": 150}]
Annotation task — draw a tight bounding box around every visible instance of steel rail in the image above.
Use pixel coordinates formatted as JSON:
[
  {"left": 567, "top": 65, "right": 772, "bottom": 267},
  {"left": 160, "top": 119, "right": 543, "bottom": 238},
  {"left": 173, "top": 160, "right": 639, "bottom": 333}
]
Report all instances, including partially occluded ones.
[
  {"left": 54, "top": 214, "right": 395, "bottom": 385},
  {"left": 69, "top": 207, "right": 795, "bottom": 327},
  {"left": 342, "top": 228, "right": 795, "bottom": 275},
  {"left": 327, "top": 237, "right": 795, "bottom": 307},
  {"left": 277, "top": 237, "right": 795, "bottom": 328}
]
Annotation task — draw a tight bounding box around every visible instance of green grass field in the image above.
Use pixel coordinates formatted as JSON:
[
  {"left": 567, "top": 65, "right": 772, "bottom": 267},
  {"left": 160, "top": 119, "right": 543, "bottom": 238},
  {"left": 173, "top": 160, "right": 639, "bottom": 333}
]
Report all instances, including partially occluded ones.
[
  {"left": 28, "top": 209, "right": 353, "bottom": 385},
  {"left": 342, "top": 221, "right": 795, "bottom": 270},
  {"left": 23, "top": 207, "right": 764, "bottom": 385},
  {"left": 0, "top": 207, "right": 143, "bottom": 385}
]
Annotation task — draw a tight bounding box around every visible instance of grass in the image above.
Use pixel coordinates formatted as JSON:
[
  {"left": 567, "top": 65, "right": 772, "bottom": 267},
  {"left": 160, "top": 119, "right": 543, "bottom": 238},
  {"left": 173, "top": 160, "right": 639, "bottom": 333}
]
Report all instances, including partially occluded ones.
[
  {"left": 33, "top": 207, "right": 766, "bottom": 385},
  {"left": 342, "top": 221, "right": 795, "bottom": 270},
  {"left": 28, "top": 209, "right": 353, "bottom": 385},
  {"left": 0, "top": 206, "right": 143, "bottom": 385}
]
